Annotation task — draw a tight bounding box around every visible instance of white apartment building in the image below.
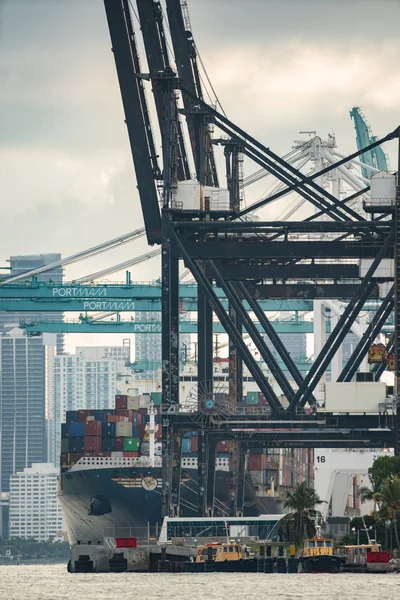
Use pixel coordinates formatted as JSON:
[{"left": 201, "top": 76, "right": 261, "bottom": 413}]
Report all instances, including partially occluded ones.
[
  {"left": 8, "top": 463, "right": 64, "bottom": 541},
  {"left": 52, "top": 346, "right": 131, "bottom": 463}
]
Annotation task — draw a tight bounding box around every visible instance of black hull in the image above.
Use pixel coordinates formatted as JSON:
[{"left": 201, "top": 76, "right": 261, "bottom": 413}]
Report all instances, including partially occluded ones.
[
  {"left": 300, "top": 555, "right": 345, "bottom": 574},
  {"left": 60, "top": 466, "right": 271, "bottom": 545}
]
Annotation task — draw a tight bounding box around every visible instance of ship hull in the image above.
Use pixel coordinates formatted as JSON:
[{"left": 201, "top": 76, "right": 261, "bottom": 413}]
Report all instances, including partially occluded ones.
[
  {"left": 299, "top": 555, "right": 345, "bottom": 574},
  {"left": 59, "top": 466, "right": 264, "bottom": 545}
]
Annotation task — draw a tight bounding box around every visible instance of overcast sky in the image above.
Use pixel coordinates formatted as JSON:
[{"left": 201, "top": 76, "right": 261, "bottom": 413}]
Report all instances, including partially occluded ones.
[{"left": 1, "top": 0, "right": 399, "bottom": 351}]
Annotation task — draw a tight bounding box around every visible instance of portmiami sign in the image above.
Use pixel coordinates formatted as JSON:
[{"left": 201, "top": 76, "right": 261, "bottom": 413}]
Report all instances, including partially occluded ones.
[
  {"left": 131, "top": 323, "right": 162, "bottom": 333},
  {"left": 53, "top": 287, "right": 108, "bottom": 297},
  {"left": 83, "top": 301, "right": 136, "bottom": 311}
]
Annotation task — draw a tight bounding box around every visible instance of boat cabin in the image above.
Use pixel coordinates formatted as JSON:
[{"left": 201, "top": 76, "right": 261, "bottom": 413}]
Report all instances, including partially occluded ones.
[
  {"left": 195, "top": 542, "right": 244, "bottom": 563},
  {"left": 302, "top": 537, "right": 334, "bottom": 557}
]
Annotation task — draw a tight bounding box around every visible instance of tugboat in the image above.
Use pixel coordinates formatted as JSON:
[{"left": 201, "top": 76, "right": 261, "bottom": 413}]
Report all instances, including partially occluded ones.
[{"left": 299, "top": 525, "right": 345, "bottom": 573}]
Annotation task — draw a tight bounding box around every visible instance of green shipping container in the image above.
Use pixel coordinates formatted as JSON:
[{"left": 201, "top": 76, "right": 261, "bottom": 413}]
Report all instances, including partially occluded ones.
[
  {"left": 247, "top": 391, "right": 259, "bottom": 405},
  {"left": 151, "top": 392, "right": 162, "bottom": 406},
  {"left": 124, "top": 437, "right": 140, "bottom": 452}
]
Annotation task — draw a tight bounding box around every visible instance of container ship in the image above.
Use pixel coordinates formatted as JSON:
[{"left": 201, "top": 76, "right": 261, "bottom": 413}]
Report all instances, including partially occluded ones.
[{"left": 59, "top": 391, "right": 278, "bottom": 545}]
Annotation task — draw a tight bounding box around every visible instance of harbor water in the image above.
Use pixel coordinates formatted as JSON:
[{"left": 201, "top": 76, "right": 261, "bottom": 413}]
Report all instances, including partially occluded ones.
[{"left": 0, "top": 565, "right": 399, "bottom": 600}]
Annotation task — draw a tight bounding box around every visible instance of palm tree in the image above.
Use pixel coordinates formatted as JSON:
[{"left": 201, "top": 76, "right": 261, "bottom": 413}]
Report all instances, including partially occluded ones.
[
  {"left": 277, "top": 481, "right": 324, "bottom": 545},
  {"left": 376, "top": 475, "right": 400, "bottom": 552},
  {"left": 360, "top": 481, "right": 382, "bottom": 512}
]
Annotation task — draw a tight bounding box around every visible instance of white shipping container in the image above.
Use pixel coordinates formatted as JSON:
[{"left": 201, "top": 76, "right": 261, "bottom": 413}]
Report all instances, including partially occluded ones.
[
  {"left": 116, "top": 421, "right": 133, "bottom": 437},
  {"left": 324, "top": 382, "right": 386, "bottom": 413},
  {"left": 127, "top": 397, "right": 140, "bottom": 411}
]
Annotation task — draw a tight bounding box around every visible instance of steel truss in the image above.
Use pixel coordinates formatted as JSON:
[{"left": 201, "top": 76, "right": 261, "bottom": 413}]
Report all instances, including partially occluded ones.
[{"left": 102, "top": 0, "right": 400, "bottom": 519}]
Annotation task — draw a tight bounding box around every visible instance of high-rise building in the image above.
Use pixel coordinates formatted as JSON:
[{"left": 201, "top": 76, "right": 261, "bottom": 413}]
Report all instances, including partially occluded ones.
[
  {"left": 52, "top": 346, "right": 131, "bottom": 464},
  {"left": 0, "top": 254, "right": 64, "bottom": 354},
  {"left": 8, "top": 463, "right": 64, "bottom": 541},
  {"left": 134, "top": 311, "right": 190, "bottom": 379},
  {"left": 0, "top": 329, "right": 48, "bottom": 538}
]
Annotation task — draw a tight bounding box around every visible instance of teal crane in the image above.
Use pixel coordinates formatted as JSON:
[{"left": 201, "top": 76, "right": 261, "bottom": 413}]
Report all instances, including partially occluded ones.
[{"left": 350, "top": 106, "right": 389, "bottom": 179}]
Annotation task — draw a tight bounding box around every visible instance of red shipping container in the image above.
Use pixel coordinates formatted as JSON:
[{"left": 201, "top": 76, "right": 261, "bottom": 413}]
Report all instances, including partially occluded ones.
[
  {"left": 108, "top": 415, "right": 128, "bottom": 423},
  {"left": 116, "top": 409, "right": 133, "bottom": 420},
  {"left": 78, "top": 410, "right": 92, "bottom": 422},
  {"left": 249, "top": 454, "right": 267, "bottom": 471},
  {"left": 216, "top": 441, "right": 228, "bottom": 452},
  {"left": 123, "top": 451, "right": 139, "bottom": 457},
  {"left": 191, "top": 436, "right": 199, "bottom": 452},
  {"left": 115, "top": 395, "right": 128, "bottom": 410},
  {"left": 115, "top": 537, "right": 137, "bottom": 549},
  {"left": 84, "top": 451, "right": 96, "bottom": 457},
  {"left": 115, "top": 437, "right": 124, "bottom": 451},
  {"left": 84, "top": 420, "right": 102, "bottom": 436},
  {"left": 84, "top": 436, "right": 102, "bottom": 452},
  {"left": 137, "top": 424, "right": 146, "bottom": 438},
  {"left": 96, "top": 451, "right": 111, "bottom": 457},
  {"left": 138, "top": 408, "right": 147, "bottom": 416}
]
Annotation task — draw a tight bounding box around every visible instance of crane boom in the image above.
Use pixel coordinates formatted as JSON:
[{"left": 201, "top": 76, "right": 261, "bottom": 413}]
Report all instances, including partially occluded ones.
[
  {"left": 104, "top": 0, "right": 161, "bottom": 244},
  {"left": 165, "top": 0, "right": 218, "bottom": 186}
]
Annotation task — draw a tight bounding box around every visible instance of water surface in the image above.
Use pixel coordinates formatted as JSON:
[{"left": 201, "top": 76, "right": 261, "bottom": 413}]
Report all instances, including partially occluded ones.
[{"left": 0, "top": 564, "right": 399, "bottom": 599}]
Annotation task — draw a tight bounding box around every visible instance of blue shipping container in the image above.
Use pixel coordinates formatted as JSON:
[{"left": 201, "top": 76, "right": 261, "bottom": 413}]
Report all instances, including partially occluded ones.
[
  {"left": 69, "top": 422, "right": 85, "bottom": 437},
  {"left": 61, "top": 423, "right": 69, "bottom": 438},
  {"left": 69, "top": 437, "right": 84, "bottom": 452},
  {"left": 131, "top": 425, "right": 138, "bottom": 438},
  {"left": 102, "top": 422, "right": 116, "bottom": 437},
  {"left": 216, "top": 452, "right": 229, "bottom": 459},
  {"left": 66, "top": 410, "right": 79, "bottom": 424},
  {"left": 102, "top": 437, "right": 116, "bottom": 452}
]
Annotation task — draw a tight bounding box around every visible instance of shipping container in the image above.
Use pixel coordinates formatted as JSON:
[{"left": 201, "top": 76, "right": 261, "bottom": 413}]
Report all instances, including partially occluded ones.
[
  {"left": 116, "top": 421, "right": 133, "bottom": 437},
  {"left": 151, "top": 392, "right": 162, "bottom": 406},
  {"left": 115, "top": 437, "right": 124, "bottom": 451},
  {"left": 116, "top": 409, "right": 133, "bottom": 420},
  {"left": 78, "top": 409, "right": 92, "bottom": 422},
  {"left": 84, "top": 436, "right": 102, "bottom": 452},
  {"left": 246, "top": 391, "right": 259, "bottom": 405},
  {"left": 61, "top": 438, "right": 69, "bottom": 454},
  {"left": 216, "top": 441, "right": 228, "bottom": 452},
  {"left": 108, "top": 415, "right": 128, "bottom": 423},
  {"left": 102, "top": 437, "right": 116, "bottom": 452},
  {"left": 137, "top": 424, "right": 146, "bottom": 438},
  {"left": 127, "top": 397, "right": 139, "bottom": 411},
  {"left": 123, "top": 451, "right": 139, "bottom": 458},
  {"left": 191, "top": 436, "right": 198, "bottom": 452},
  {"left": 61, "top": 423, "right": 69, "bottom": 438},
  {"left": 102, "top": 422, "right": 116, "bottom": 437},
  {"left": 66, "top": 410, "right": 79, "bottom": 424},
  {"left": 124, "top": 437, "right": 140, "bottom": 452},
  {"left": 69, "top": 437, "right": 84, "bottom": 453},
  {"left": 91, "top": 410, "right": 109, "bottom": 421},
  {"left": 84, "top": 420, "right": 102, "bottom": 436},
  {"left": 111, "top": 451, "right": 123, "bottom": 458},
  {"left": 248, "top": 454, "right": 267, "bottom": 471},
  {"left": 132, "top": 425, "right": 138, "bottom": 438},
  {"left": 115, "top": 395, "right": 128, "bottom": 410},
  {"left": 69, "top": 423, "right": 85, "bottom": 438}
]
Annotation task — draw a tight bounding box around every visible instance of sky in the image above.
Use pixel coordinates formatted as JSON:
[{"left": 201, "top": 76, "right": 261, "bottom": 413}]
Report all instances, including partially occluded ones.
[{"left": 0, "top": 0, "right": 399, "bottom": 353}]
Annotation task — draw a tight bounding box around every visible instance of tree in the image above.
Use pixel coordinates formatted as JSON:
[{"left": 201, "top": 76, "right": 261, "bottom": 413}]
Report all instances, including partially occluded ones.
[
  {"left": 368, "top": 456, "right": 400, "bottom": 491},
  {"left": 360, "top": 480, "right": 382, "bottom": 512},
  {"left": 277, "top": 481, "right": 324, "bottom": 545},
  {"left": 375, "top": 475, "right": 400, "bottom": 552}
]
